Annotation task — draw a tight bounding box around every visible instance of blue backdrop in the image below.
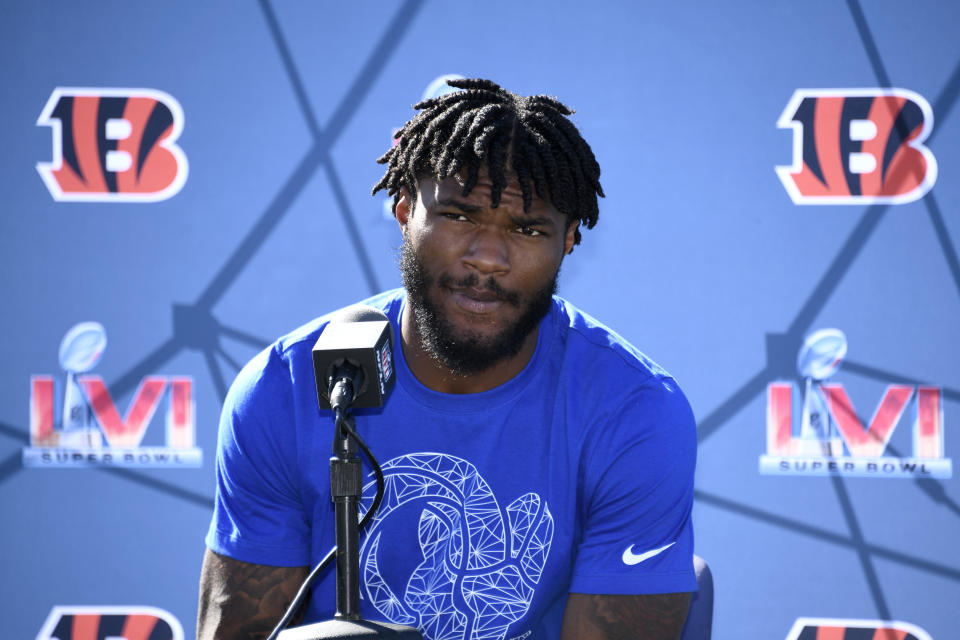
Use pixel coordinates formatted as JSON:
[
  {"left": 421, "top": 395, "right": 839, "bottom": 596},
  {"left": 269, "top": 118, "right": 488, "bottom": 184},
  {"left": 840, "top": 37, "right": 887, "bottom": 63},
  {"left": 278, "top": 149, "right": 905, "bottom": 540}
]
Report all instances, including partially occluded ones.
[{"left": 2, "top": 2, "right": 958, "bottom": 638}]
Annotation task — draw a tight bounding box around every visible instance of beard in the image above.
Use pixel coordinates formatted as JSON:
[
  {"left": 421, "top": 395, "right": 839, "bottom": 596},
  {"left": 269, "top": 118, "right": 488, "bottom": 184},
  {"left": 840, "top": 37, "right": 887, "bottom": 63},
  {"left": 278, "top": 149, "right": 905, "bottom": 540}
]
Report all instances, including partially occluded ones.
[{"left": 399, "top": 237, "right": 558, "bottom": 376}]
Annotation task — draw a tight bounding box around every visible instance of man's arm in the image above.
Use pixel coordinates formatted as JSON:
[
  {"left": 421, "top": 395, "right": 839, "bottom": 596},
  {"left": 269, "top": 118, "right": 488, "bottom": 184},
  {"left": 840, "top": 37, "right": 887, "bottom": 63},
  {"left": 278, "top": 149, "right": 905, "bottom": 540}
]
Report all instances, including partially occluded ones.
[
  {"left": 197, "top": 548, "right": 309, "bottom": 640},
  {"left": 560, "top": 592, "right": 691, "bottom": 640}
]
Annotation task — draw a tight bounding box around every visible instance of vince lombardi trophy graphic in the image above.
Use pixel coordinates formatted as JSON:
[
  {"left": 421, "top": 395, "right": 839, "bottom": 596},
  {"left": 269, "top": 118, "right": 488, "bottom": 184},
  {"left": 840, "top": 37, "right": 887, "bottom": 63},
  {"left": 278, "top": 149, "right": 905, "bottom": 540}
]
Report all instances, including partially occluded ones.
[
  {"left": 58, "top": 322, "right": 107, "bottom": 448},
  {"left": 796, "top": 328, "right": 847, "bottom": 456}
]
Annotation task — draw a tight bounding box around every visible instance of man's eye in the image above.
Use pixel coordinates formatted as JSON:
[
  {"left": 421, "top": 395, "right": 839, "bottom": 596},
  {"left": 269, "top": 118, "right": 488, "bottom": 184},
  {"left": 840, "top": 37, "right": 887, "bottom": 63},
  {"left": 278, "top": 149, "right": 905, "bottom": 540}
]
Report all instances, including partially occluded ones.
[
  {"left": 442, "top": 213, "right": 469, "bottom": 222},
  {"left": 516, "top": 226, "right": 542, "bottom": 237}
]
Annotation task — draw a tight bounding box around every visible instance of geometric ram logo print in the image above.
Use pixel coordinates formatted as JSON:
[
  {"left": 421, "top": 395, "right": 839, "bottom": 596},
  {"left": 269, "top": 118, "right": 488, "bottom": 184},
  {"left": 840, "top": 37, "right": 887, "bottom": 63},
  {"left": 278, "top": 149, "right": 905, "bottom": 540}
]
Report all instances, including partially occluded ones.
[{"left": 359, "top": 453, "right": 553, "bottom": 640}]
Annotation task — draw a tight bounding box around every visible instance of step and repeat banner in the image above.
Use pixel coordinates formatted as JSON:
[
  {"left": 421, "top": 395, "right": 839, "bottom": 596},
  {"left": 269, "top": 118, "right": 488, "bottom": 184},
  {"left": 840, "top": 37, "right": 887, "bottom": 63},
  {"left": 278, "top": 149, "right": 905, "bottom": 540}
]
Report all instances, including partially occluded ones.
[{"left": 2, "top": 2, "right": 958, "bottom": 638}]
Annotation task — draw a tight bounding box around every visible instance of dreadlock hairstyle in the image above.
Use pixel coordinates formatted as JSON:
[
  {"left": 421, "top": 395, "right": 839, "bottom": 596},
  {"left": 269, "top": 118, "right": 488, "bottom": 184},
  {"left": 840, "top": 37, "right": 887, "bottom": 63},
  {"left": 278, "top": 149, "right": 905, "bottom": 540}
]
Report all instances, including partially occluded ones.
[{"left": 372, "top": 78, "right": 604, "bottom": 247}]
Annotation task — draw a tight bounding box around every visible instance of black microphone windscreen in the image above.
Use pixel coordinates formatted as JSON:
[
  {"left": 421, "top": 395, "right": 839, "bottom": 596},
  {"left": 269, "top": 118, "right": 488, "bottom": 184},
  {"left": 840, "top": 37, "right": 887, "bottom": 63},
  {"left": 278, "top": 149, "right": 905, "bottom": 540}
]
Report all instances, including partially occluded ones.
[
  {"left": 312, "top": 305, "right": 395, "bottom": 410},
  {"left": 330, "top": 304, "right": 390, "bottom": 325}
]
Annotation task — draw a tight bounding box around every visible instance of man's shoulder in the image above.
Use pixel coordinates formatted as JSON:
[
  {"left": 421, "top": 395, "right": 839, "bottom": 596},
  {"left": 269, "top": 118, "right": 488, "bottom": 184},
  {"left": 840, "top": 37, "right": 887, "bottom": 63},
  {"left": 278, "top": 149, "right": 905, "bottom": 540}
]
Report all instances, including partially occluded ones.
[
  {"left": 550, "top": 296, "right": 671, "bottom": 384},
  {"left": 550, "top": 297, "right": 696, "bottom": 467}
]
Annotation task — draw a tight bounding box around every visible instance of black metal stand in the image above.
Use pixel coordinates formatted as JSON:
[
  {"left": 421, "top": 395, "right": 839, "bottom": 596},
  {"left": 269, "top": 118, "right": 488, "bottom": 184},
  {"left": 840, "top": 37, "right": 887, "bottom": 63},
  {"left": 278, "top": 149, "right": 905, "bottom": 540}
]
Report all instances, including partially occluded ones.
[
  {"left": 277, "top": 409, "right": 422, "bottom": 639},
  {"left": 331, "top": 410, "right": 363, "bottom": 620}
]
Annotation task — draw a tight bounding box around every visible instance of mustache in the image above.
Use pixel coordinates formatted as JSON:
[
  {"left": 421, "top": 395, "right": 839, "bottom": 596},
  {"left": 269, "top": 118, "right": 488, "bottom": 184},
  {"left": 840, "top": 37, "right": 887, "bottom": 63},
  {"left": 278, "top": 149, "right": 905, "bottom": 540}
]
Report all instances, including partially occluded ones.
[{"left": 437, "top": 272, "right": 521, "bottom": 306}]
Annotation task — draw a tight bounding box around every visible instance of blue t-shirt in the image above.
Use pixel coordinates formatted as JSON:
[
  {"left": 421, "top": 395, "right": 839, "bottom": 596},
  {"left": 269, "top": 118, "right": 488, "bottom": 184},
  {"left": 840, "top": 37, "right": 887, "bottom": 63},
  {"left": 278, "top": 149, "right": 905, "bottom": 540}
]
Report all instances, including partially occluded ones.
[{"left": 206, "top": 289, "right": 697, "bottom": 640}]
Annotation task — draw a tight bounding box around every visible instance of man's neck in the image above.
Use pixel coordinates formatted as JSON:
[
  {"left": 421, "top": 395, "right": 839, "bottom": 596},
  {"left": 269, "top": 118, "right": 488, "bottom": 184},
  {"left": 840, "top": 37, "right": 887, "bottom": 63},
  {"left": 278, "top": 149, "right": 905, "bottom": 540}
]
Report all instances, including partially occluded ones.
[{"left": 399, "top": 304, "right": 539, "bottom": 394}]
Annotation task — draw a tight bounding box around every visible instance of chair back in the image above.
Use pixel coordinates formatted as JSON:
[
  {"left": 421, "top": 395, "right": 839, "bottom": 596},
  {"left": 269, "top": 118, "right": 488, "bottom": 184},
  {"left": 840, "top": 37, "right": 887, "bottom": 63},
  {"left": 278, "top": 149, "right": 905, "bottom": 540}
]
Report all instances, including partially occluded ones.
[{"left": 680, "top": 555, "right": 714, "bottom": 640}]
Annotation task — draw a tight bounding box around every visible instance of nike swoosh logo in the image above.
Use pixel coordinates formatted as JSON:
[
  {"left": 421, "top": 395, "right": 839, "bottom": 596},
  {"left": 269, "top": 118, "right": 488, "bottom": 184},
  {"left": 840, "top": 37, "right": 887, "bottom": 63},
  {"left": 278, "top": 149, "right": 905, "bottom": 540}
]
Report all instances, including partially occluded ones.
[{"left": 621, "top": 541, "right": 676, "bottom": 565}]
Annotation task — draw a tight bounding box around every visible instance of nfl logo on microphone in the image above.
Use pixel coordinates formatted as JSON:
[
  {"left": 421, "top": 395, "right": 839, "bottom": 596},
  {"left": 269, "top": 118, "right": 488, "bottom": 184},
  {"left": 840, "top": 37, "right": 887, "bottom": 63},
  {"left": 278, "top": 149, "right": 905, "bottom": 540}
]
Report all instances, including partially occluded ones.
[{"left": 759, "top": 329, "right": 951, "bottom": 478}]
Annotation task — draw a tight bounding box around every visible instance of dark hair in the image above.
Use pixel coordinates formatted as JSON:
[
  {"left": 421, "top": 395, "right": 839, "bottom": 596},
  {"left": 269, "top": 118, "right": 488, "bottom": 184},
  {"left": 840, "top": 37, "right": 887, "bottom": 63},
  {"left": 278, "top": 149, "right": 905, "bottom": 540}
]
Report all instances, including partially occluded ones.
[{"left": 372, "top": 78, "right": 604, "bottom": 246}]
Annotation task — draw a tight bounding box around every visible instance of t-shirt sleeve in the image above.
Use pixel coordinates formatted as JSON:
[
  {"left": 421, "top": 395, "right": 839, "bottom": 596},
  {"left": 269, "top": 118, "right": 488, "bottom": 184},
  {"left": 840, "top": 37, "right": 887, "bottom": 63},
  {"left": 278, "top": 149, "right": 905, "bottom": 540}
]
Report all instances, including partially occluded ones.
[
  {"left": 204, "top": 345, "right": 312, "bottom": 567},
  {"left": 570, "top": 376, "right": 698, "bottom": 595}
]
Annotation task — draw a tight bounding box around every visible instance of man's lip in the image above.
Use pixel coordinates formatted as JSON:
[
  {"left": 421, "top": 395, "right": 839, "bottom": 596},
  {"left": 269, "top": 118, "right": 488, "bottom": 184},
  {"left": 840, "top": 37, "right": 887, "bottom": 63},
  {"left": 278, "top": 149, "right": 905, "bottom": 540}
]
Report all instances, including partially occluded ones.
[
  {"left": 449, "top": 288, "right": 503, "bottom": 314},
  {"left": 456, "top": 287, "right": 499, "bottom": 302}
]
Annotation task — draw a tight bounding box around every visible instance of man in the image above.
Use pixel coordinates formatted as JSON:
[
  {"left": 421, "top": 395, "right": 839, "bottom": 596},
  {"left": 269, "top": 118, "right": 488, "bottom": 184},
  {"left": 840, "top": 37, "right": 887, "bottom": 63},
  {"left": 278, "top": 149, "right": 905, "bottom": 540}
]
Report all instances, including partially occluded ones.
[{"left": 198, "top": 78, "right": 697, "bottom": 640}]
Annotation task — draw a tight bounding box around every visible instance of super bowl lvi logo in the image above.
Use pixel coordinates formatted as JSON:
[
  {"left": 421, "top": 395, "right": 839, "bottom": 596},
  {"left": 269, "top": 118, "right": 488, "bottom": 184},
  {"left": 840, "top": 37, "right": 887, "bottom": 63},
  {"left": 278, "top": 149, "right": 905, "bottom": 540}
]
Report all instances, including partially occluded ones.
[
  {"left": 24, "top": 321, "right": 201, "bottom": 468},
  {"left": 760, "top": 329, "right": 950, "bottom": 478}
]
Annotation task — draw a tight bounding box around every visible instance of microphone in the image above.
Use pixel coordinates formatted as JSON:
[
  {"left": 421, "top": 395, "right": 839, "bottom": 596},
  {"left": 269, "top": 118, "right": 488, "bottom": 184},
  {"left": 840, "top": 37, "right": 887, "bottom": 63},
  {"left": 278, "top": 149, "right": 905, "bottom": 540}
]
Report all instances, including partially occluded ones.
[
  {"left": 312, "top": 304, "right": 395, "bottom": 413},
  {"left": 274, "top": 305, "right": 421, "bottom": 638}
]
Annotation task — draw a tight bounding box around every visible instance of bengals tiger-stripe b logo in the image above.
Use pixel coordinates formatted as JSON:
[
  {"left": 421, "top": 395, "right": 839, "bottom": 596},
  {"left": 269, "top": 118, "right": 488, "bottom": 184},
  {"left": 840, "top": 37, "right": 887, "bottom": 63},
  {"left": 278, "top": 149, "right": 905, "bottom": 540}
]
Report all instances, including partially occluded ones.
[
  {"left": 785, "top": 617, "right": 933, "bottom": 640},
  {"left": 35, "top": 605, "right": 184, "bottom": 640},
  {"left": 776, "top": 88, "right": 937, "bottom": 205},
  {"left": 37, "top": 88, "right": 188, "bottom": 202}
]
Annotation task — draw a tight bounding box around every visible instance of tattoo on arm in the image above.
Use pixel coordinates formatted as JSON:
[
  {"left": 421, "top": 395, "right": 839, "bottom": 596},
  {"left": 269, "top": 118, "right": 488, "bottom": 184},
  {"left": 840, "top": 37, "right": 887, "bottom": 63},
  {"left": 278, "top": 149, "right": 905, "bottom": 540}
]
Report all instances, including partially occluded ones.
[
  {"left": 197, "top": 548, "right": 309, "bottom": 640},
  {"left": 560, "top": 592, "right": 692, "bottom": 640}
]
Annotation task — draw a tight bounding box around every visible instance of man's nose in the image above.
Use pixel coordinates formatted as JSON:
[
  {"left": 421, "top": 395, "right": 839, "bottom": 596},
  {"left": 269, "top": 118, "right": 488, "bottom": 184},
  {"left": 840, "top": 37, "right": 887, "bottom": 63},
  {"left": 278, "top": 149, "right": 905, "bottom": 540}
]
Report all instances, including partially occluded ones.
[{"left": 462, "top": 227, "right": 509, "bottom": 275}]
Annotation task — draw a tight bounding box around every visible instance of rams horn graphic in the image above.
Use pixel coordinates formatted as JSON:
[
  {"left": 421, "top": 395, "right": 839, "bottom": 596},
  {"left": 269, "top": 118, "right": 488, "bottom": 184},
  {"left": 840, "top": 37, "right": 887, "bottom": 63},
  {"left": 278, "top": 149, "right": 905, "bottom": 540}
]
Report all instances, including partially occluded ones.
[
  {"left": 37, "top": 87, "right": 188, "bottom": 202},
  {"left": 776, "top": 88, "right": 937, "bottom": 205},
  {"left": 358, "top": 453, "right": 554, "bottom": 640}
]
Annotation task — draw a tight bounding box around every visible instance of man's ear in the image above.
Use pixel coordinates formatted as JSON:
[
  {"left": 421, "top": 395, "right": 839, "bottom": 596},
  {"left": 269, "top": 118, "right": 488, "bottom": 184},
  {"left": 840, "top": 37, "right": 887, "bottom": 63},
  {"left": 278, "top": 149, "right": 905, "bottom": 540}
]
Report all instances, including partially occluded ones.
[
  {"left": 395, "top": 188, "right": 413, "bottom": 233},
  {"left": 563, "top": 221, "right": 579, "bottom": 255}
]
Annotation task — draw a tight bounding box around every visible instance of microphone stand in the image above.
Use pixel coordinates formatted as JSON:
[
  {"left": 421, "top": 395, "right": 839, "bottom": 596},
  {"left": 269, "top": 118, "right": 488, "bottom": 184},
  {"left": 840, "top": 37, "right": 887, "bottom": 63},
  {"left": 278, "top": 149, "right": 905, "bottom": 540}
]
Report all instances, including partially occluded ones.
[
  {"left": 331, "top": 407, "right": 364, "bottom": 621},
  {"left": 277, "top": 404, "right": 422, "bottom": 640}
]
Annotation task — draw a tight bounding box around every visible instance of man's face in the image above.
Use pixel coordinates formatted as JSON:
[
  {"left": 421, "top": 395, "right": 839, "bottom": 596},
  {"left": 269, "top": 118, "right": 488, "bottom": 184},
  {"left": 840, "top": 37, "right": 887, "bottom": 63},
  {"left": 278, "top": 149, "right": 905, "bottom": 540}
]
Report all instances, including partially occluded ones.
[{"left": 397, "top": 172, "right": 577, "bottom": 375}]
